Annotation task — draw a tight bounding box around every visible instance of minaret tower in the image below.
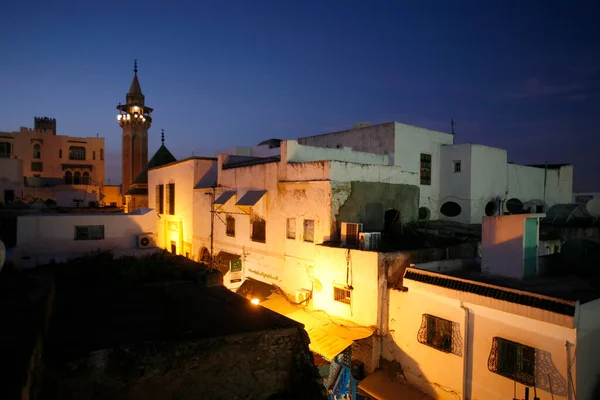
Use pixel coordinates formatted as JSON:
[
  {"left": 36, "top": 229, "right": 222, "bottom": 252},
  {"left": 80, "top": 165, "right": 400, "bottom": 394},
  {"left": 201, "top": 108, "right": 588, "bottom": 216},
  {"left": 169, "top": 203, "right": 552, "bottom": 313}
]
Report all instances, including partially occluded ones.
[{"left": 117, "top": 60, "right": 152, "bottom": 197}]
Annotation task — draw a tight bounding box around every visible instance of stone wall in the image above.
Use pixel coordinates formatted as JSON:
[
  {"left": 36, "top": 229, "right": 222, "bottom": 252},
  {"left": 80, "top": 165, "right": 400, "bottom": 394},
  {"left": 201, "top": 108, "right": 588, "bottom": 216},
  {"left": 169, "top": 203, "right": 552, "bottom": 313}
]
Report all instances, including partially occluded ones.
[{"left": 40, "top": 327, "right": 326, "bottom": 400}]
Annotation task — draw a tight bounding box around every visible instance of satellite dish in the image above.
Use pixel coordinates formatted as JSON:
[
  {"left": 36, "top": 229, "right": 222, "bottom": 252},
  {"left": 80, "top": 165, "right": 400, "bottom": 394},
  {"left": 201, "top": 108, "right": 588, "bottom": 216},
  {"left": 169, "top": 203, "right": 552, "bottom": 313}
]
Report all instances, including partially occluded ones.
[
  {"left": 140, "top": 237, "right": 150, "bottom": 247},
  {"left": 506, "top": 198, "right": 523, "bottom": 214},
  {"left": 0, "top": 240, "right": 5, "bottom": 272},
  {"left": 586, "top": 197, "right": 600, "bottom": 217}
]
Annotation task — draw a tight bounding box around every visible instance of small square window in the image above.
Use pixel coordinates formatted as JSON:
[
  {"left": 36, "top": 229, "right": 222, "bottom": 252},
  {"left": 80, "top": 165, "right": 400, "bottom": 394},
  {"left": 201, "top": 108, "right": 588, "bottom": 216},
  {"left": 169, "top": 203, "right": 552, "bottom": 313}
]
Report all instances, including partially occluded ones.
[
  {"left": 286, "top": 218, "right": 296, "bottom": 239},
  {"left": 453, "top": 160, "right": 461, "bottom": 173},
  {"left": 303, "top": 219, "right": 314, "bottom": 242},
  {"left": 333, "top": 286, "right": 351, "bottom": 305}
]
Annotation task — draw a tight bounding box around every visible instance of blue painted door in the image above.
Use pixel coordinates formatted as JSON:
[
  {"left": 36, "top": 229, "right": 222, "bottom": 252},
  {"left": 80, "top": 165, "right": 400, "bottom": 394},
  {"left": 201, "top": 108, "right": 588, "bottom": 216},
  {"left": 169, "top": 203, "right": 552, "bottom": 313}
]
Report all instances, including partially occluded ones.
[{"left": 523, "top": 218, "right": 538, "bottom": 277}]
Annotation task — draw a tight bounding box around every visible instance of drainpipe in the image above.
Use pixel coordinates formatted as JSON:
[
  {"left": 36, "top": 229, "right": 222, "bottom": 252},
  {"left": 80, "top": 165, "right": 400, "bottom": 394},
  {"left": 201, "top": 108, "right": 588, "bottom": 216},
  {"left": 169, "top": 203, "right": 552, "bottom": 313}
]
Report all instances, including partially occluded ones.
[
  {"left": 460, "top": 302, "right": 470, "bottom": 400},
  {"left": 565, "top": 340, "right": 572, "bottom": 400},
  {"left": 543, "top": 162, "right": 548, "bottom": 208}
]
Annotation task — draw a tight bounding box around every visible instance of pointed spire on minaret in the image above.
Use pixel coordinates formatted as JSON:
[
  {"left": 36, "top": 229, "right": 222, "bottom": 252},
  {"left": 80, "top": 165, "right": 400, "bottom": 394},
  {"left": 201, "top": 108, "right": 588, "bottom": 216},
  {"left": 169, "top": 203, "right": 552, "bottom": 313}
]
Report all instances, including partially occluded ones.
[
  {"left": 129, "top": 59, "right": 142, "bottom": 95},
  {"left": 161, "top": 129, "right": 165, "bottom": 145}
]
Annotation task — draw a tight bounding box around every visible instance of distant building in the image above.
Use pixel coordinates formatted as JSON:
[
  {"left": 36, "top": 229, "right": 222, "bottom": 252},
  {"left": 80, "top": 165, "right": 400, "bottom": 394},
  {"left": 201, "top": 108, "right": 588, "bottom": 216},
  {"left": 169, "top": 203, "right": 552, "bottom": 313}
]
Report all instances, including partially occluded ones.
[
  {"left": 0, "top": 116, "right": 105, "bottom": 204},
  {"left": 299, "top": 122, "right": 573, "bottom": 224},
  {"left": 573, "top": 191, "right": 600, "bottom": 204},
  {"left": 0, "top": 157, "right": 22, "bottom": 205}
]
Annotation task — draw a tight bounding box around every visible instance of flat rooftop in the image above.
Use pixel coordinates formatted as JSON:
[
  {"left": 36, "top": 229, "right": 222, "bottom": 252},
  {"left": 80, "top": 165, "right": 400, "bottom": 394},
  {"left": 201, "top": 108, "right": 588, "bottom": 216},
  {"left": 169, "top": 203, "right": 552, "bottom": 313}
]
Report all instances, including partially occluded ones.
[
  {"left": 46, "top": 281, "right": 302, "bottom": 363},
  {"left": 442, "top": 268, "right": 600, "bottom": 304}
]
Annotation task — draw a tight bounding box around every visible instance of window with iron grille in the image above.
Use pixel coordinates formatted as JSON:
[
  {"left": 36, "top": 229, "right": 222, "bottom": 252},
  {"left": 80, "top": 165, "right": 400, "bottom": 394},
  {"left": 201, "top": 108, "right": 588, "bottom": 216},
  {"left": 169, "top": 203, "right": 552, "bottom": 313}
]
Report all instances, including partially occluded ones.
[
  {"left": 420, "top": 153, "right": 432, "bottom": 185},
  {"left": 74, "top": 225, "right": 105, "bottom": 240},
  {"left": 167, "top": 183, "right": 175, "bottom": 215},
  {"left": 33, "top": 144, "right": 41, "bottom": 159},
  {"left": 417, "top": 314, "right": 453, "bottom": 353},
  {"left": 31, "top": 162, "right": 43, "bottom": 172},
  {"left": 226, "top": 215, "right": 236, "bottom": 237},
  {"left": 156, "top": 184, "right": 164, "bottom": 214},
  {"left": 345, "top": 223, "right": 359, "bottom": 247},
  {"left": 488, "top": 337, "right": 535, "bottom": 386},
  {"left": 69, "top": 146, "right": 86, "bottom": 160},
  {"left": 333, "top": 286, "right": 351, "bottom": 305},
  {"left": 453, "top": 160, "right": 461, "bottom": 173},
  {"left": 0, "top": 142, "right": 11, "bottom": 157},
  {"left": 303, "top": 219, "right": 314, "bottom": 242},
  {"left": 286, "top": 218, "right": 296, "bottom": 239},
  {"left": 251, "top": 217, "right": 266, "bottom": 243}
]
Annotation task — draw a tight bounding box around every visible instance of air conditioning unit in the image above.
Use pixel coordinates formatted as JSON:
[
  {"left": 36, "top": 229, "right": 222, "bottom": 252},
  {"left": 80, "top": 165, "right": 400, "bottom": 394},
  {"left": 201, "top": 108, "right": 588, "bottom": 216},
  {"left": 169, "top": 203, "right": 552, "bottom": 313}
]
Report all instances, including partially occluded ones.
[
  {"left": 359, "top": 232, "right": 382, "bottom": 251},
  {"left": 295, "top": 289, "right": 311, "bottom": 304},
  {"left": 341, "top": 222, "right": 363, "bottom": 247},
  {"left": 137, "top": 233, "right": 155, "bottom": 249}
]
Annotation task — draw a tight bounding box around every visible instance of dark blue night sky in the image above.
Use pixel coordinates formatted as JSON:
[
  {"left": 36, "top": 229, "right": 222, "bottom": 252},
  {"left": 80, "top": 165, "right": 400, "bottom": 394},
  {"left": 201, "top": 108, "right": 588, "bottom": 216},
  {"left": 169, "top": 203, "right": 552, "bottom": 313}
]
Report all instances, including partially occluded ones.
[{"left": 1, "top": 1, "right": 598, "bottom": 190}]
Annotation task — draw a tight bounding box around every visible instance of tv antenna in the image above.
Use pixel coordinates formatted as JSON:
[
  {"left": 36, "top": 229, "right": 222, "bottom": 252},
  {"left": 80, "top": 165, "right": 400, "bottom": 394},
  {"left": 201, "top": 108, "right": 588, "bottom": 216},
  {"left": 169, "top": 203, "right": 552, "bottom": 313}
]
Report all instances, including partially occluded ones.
[{"left": 451, "top": 119, "right": 458, "bottom": 135}]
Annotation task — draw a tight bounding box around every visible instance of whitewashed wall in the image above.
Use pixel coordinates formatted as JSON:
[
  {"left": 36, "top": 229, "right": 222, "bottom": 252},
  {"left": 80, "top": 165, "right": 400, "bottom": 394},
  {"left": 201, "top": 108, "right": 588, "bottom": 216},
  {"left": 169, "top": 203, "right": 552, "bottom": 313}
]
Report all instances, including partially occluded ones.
[
  {"left": 14, "top": 209, "right": 156, "bottom": 267},
  {"left": 385, "top": 282, "right": 577, "bottom": 400}
]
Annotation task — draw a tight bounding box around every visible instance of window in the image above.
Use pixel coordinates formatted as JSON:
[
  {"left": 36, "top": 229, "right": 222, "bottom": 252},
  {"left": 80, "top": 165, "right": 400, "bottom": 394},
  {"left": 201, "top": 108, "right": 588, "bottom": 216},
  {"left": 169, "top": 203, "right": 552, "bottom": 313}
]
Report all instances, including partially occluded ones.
[
  {"left": 59, "top": 149, "right": 62, "bottom": 158},
  {"left": 74, "top": 171, "right": 81, "bottom": 185},
  {"left": 64, "top": 171, "right": 73, "bottom": 184},
  {"left": 488, "top": 337, "right": 535, "bottom": 386},
  {"left": 286, "top": 218, "right": 296, "bottom": 239},
  {"left": 303, "top": 219, "right": 314, "bottom": 242},
  {"left": 74, "top": 225, "right": 105, "bottom": 240},
  {"left": 453, "top": 160, "right": 461, "bottom": 173},
  {"left": 226, "top": 215, "right": 236, "bottom": 237},
  {"left": 93, "top": 151, "right": 96, "bottom": 160},
  {"left": 156, "top": 184, "right": 164, "bottom": 214},
  {"left": 100, "top": 148, "right": 104, "bottom": 160},
  {"left": 82, "top": 171, "right": 90, "bottom": 185},
  {"left": 0, "top": 142, "right": 11, "bottom": 157},
  {"left": 110, "top": 202, "right": 117, "bottom": 207},
  {"left": 33, "top": 144, "right": 41, "bottom": 159},
  {"left": 333, "top": 286, "right": 351, "bottom": 305},
  {"left": 420, "top": 153, "right": 431, "bottom": 185},
  {"left": 166, "top": 183, "right": 175, "bottom": 215},
  {"left": 417, "top": 314, "right": 453, "bottom": 353},
  {"left": 31, "top": 162, "right": 43, "bottom": 172},
  {"left": 69, "top": 146, "right": 86, "bottom": 160},
  {"left": 251, "top": 217, "right": 266, "bottom": 243}
]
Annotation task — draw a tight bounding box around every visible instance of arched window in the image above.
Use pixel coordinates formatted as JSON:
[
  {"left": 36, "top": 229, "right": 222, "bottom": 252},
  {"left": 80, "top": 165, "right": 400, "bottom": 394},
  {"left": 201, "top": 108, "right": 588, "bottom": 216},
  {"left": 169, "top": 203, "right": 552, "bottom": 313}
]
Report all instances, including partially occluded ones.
[
  {"left": 93, "top": 151, "right": 96, "bottom": 160},
  {"left": 74, "top": 171, "right": 81, "bottom": 185},
  {"left": 33, "top": 143, "right": 41, "bottom": 159},
  {"left": 100, "top": 148, "right": 104, "bottom": 160},
  {"left": 64, "top": 171, "right": 73, "bottom": 185},
  {"left": 82, "top": 171, "right": 90, "bottom": 185}
]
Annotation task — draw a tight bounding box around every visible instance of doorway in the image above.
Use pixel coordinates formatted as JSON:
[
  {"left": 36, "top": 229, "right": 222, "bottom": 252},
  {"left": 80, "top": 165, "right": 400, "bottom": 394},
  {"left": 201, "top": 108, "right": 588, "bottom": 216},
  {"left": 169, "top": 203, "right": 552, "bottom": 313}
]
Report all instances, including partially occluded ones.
[{"left": 170, "top": 241, "right": 177, "bottom": 254}]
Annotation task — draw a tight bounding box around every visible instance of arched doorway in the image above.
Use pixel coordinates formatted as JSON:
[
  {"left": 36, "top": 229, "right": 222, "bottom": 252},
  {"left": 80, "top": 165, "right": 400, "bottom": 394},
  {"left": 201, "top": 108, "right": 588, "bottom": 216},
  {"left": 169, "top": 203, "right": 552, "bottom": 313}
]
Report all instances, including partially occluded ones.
[{"left": 199, "top": 247, "right": 211, "bottom": 263}]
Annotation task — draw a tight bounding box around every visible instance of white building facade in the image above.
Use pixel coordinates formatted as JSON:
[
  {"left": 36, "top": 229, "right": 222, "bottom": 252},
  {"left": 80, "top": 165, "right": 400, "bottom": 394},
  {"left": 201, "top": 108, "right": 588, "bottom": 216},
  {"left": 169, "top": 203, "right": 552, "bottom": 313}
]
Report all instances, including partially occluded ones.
[{"left": 299, "top": 122, "right": 573, "bottom": 224}]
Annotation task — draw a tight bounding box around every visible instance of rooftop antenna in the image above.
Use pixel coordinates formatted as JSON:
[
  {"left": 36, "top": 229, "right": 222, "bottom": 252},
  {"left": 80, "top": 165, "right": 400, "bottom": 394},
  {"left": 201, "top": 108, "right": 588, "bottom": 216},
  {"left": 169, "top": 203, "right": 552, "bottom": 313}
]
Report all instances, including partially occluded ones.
[
  {"left": 451, "top": 118, "right": 458, "bottom": 135},
  {"left": 161, "top": 129, "right": 165, "bottom": 145}
]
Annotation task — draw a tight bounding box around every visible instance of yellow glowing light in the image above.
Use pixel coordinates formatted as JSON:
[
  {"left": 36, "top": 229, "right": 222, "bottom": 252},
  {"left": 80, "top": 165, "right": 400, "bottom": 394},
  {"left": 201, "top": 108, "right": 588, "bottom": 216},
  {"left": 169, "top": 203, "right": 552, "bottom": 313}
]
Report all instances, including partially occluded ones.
[
  {"left": 251, "top": 298, "right": 260, "bottom": 305},
  {"left": 117, "top": 115, "right": 122, "bottom": 120},
  {"left": 133, "top": 106, "right": 139, "bottom": 111},
  {"left": 127, "top": 114, "right": 131, "bottom": 120},
  {"left": 134, "top": 114, "right": 138, "bottom": 118}
]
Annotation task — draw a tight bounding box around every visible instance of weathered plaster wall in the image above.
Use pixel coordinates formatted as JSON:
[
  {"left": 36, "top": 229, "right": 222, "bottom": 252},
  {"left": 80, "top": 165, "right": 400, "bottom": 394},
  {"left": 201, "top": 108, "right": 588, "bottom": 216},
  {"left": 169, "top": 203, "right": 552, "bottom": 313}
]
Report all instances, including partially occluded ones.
[
  {"left": 576, "top": 298, "right": 600, "bottom": 400},
  {"left": 439, "top": 144, "right": 473, "bottom": 223},
  {"left": 285, "top": 140, "right": 390, "bottom": 165},
  {"left": 336, "top": 182, "right": 419, "bottom": 230},
  {"left": 313, "top": 245, "right": 380, "bottom": 326},
  {"left": 298, "top": 122, "right": 396, "bottom": 156},
  {"left": 481, "top": 214, "right": 530, "bottom": 278}
]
